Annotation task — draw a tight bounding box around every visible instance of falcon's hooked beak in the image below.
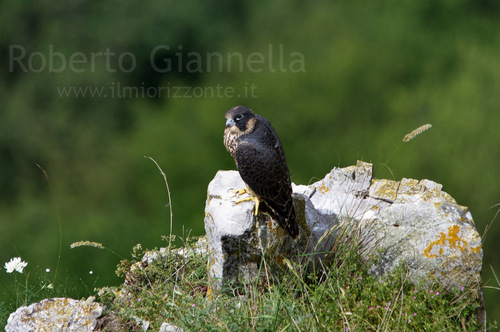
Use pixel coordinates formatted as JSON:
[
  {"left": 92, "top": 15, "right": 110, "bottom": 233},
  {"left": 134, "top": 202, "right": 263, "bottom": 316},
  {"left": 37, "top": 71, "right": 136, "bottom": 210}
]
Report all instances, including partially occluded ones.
[{"left": 225, "top": 118, "right": 236, "bottom": 128}]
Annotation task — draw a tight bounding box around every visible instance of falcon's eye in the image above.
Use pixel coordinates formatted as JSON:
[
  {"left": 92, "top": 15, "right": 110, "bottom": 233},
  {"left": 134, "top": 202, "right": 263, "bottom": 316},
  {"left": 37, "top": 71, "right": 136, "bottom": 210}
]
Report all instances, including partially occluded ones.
[{"left": 235, "top": 114, "right": 244, "bottom": 121}]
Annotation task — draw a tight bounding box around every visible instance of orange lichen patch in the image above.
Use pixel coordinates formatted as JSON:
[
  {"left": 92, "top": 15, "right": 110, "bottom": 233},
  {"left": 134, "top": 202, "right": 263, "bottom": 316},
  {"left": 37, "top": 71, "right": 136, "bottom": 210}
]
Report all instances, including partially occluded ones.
[
  {"left": 371, "top": 179, "right": 398, "bottom": 201},
  {"left": 206, "top": 287, "right": 213, "bottom": 301},
  {"left": 318, "top": 183, "right": 329, "bottom": 194},
  {"left": 267, "top": 219, "right": 278, "bottom": 232},
  {"left": 423, "top": 225, "right": 468, "bottom": 258},
  {"left": 470, "top": 244, "right": 482, "bottom": 254}
]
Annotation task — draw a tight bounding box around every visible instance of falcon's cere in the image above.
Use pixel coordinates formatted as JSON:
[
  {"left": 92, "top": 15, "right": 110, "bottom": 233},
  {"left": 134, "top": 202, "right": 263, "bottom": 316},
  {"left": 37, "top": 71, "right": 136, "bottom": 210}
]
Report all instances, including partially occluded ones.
[{"left": 223, "top": 106, "right": 299, "bottom": 239}]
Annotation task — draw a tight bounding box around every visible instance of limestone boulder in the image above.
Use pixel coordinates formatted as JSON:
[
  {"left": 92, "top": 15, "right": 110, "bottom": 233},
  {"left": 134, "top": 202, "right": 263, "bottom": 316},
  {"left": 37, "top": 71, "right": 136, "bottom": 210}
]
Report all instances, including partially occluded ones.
[{"left": 204, "top": 161, "right": 483, "bottom": 295}]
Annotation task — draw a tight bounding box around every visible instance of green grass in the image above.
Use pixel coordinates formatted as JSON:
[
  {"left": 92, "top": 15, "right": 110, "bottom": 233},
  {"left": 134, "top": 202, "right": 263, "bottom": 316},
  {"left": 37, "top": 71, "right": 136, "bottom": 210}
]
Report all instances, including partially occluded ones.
[
  {"left": 0, "top": 232, "right": 494, "bottom": 331},
  {"left": 94, "top": 234, "right": 487, "bottom": 331}
]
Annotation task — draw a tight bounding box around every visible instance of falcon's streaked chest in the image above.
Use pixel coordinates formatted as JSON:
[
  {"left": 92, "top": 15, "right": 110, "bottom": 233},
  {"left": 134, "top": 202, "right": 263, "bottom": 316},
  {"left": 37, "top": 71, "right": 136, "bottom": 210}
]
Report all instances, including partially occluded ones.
[{"left": 223, "top": 127, "right": 239, "bottom": 160}]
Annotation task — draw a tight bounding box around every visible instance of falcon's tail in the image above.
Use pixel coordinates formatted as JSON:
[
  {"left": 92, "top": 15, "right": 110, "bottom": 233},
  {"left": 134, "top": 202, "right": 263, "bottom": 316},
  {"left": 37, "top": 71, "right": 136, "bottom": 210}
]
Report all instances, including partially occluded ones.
[
  {"left": 285, "top": 218, "right": 300, "bottom": 240},
  {"left": 280, "top": 209, "right": 299, "bottom": 240},
  {"left": 261, "top": 200, "right": 300, "bottom": 240}
]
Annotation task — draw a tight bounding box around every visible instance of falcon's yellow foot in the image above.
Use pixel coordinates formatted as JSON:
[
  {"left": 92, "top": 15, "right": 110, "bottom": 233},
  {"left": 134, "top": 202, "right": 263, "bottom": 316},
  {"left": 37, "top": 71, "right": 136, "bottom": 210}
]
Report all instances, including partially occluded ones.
[
  {"left": 232, "top": 188, "right": 260, "bottom": 215},
  {"left": 232, "top": 188, "right": 250, "bottom": 196},
  {"left": 235, "top": 196, "right": 260, "bottom": 215}
]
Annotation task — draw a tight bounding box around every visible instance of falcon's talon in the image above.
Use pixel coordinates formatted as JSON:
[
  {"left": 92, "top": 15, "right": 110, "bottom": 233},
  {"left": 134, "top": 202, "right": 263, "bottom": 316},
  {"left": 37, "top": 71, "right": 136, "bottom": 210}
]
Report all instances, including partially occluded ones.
[
  {"left": 234, "top": 195, "right": 260, "bottom": 215},
  {"left": 232, "top": 188, "right": 250, "bottom": 196}
]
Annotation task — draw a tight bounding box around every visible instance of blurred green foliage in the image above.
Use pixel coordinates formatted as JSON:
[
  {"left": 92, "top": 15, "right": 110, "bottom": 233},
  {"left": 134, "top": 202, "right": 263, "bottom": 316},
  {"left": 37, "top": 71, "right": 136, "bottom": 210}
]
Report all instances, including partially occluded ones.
[{"left": 0, "top": 0, "right": 499, "bottom": 323}]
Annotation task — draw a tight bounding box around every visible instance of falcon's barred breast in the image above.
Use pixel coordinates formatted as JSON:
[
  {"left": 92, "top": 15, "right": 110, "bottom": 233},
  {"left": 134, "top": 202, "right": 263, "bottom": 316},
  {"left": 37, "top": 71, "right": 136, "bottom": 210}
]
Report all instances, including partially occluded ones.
[{"left": 223, "top": 105, "right": 299, "bottom": 240}]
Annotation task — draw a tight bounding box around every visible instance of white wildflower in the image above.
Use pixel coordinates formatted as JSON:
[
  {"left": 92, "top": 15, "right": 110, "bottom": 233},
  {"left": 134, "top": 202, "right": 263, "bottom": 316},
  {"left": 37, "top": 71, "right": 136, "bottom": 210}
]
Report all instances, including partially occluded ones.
[{"left": 4, "top": 257, "right": 28, "bottom": 274}]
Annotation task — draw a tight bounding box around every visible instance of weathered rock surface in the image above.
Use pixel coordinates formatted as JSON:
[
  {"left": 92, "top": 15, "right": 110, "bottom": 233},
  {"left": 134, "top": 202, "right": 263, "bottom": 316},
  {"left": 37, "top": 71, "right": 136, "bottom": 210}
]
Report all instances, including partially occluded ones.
[
  {"left": 5, "top": 297, "right": 103, "bottom": 332},
  {"left": 159, "top": 321, "right": 184, "bottom": 332},
  {"left": 204, "top": 161, "right": 483, "bottom": 295}
]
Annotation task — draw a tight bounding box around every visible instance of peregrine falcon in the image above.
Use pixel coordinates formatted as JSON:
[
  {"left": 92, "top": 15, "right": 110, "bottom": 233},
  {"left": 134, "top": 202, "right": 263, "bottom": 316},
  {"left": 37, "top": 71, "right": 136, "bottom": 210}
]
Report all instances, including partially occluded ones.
[{"left": 223, "top": 105, "right": 299, "bottom": 240}]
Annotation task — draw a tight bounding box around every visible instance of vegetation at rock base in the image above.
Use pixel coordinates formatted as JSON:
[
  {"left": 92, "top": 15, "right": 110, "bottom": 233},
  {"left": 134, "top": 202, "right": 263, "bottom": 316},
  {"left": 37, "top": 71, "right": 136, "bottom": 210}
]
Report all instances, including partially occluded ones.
[{"left": 93, "top": 235, "right": 486, "bottom": 331}]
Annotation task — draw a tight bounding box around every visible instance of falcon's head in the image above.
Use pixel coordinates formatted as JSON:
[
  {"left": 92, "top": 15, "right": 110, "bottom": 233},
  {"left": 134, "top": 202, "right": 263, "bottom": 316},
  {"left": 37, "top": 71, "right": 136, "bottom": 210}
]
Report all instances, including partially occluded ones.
[{"left": 225, "top": 106, "right": 257, "bottom": 137}]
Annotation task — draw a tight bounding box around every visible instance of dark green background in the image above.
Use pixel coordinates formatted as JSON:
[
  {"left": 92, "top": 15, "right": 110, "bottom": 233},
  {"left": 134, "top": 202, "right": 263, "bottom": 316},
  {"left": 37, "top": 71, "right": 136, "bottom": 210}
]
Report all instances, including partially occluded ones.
[{"left": 1, "top": 0, "right": 499, "bottom": 324}]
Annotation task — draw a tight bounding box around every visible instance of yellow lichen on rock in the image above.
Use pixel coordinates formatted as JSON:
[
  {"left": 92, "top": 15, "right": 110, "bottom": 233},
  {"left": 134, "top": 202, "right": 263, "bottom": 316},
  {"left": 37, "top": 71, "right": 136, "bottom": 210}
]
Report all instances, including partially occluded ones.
[
  {"left": 6, "top": 297, "right": 103, "bottom": 332},
  {"left": 470, "top": 244, "right": 482, "bottom": 253},
  {"left": 371, "top": 179, "right": 399, "bottom": 201},
  {"left": 423, "top": 225, "right": 468, "bottom": 258},
  {"left": 318, "top": 183, "right": 329, "bottom": 194}
]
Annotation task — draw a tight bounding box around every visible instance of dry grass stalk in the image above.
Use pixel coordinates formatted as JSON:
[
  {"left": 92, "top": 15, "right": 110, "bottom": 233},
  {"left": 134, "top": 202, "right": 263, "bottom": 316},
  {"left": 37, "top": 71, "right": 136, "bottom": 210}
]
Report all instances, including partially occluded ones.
[{"left": 403, "top": 124, "right": 432, "bottom": 142}]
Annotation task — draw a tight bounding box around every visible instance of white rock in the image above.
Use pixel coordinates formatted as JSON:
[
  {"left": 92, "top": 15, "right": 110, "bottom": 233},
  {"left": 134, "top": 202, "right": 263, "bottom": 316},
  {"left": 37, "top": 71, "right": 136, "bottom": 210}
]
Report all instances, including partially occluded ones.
[
  {"left": 204, "top": 161, "right": 483, "bottom": 294},
  {"left": 159, "top": 321, "right": 184, "bottom": 332},
  {"left": 5, "top": 297, "right": 103, "bottom": 332},
  {"left": 130, "top": 315, "right": 150, "bottom": 332}
]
